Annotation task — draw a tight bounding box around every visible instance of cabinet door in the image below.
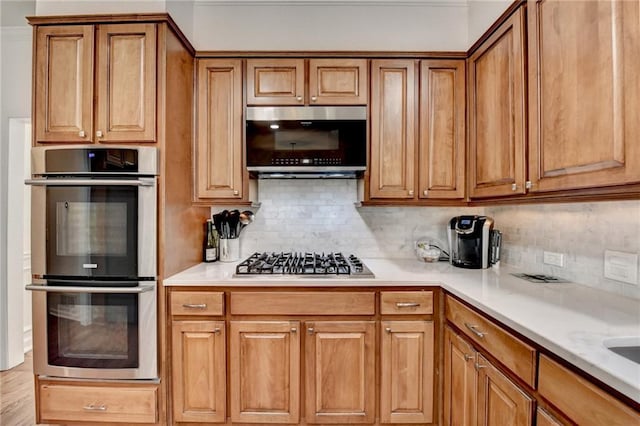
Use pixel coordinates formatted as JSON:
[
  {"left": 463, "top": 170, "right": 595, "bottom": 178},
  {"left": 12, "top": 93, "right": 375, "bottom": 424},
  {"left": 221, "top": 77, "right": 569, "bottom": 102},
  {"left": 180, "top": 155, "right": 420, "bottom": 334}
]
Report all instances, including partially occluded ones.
[
  {"left": 196, "top": 59, "right": 244, "bottom": 200},
  {"left": 308, "top": 59, "right": 368, "bottom": 105},
  {"left": 476, "top": 354, "right": 533, "bottom": 426},
  {"left": 528, "top": 0, "right": 640, "bottom": 191},
  {"left": 246, "top": 59, "right": 305, "bottom": 105},
  {"left": 380, "top": 321, "right": 434, "bottom": 424},
  {"left": 370, "top": 60, "right": 416, "bottom": 199},
  {"left": 171, "top": 321, "right": 226, "bottom": 423},
  {"left": 418, "top": 60, "right": 466, "bottom": 199},
  {"left": 95, "top": 23, "right": 156, "bottom": 143},
  {"left": 443, "top": 326, "right": 477, "bottom": 426},
  {"left": 305, "top": 321, "right": 375, "bottom": 424},
  {"left": 536, "top": 407, "right": 566, "bottom": 426},
  {"left": 468, "top": 7, "right": 527, "bottom": 198},
  {"left": 230, "top": 321, "right": 300, "bottom": 424},
  {"left": 34, "top": 25, "right": 94, "bottom": 144}
]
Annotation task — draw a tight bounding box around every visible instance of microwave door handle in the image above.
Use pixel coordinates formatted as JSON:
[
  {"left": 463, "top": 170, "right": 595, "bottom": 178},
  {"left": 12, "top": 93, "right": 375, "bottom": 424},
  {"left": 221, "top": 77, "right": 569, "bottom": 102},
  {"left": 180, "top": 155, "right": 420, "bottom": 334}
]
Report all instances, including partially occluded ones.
[
  {"left": 25, "top": 178, "right": 155, "bottom": 187},
  {"left": 25, "top": 284, "right": 154, "bottom": 294}
]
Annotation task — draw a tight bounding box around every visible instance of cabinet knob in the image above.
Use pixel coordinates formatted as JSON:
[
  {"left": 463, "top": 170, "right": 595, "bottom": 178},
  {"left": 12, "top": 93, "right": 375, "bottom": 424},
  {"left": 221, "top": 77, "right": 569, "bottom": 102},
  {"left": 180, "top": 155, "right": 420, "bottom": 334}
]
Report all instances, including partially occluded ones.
[
  {"left": 525, "top": 180, "right": 532, "bottom": 189},
  {"left": 464, "top": 353, "right": 473, "bottom": 361},
  {"left": 311, "top": 96, "right": 317, "bottom": 102},
  {"left": 474, "top": 362, "right": 486, "bottom": 370},
  {"left": 511, "top": 183, "right": 517, "bottom": 191},
  {"left": 290, "top": 327, "right": 297, "bottom": 333},
  {"left": 408, "top": 190, "right": 414, "bottom": 196},
  {"left": 385, "top": 327, "right": 392, "bottom": 334},
  {"left": 78, "top": 130, "right": 85, "bottom": 138},
  {"left": 233, "top": 190, "right": 239, "bottom": 196},
  {"left": 296, "top": 96, "right": 303, "bottom": 102},
  {"left": 307, "top": 327, "right": 315, "bottom": 334},
  {"left": 213, "top": 328, "right": 221, "bottom": 334},
  {"left": 423, "top": 190, "right": 428, "bottom": 196},
  {"left": 96, "top": 130, "right": 103, "bottom": 138}
]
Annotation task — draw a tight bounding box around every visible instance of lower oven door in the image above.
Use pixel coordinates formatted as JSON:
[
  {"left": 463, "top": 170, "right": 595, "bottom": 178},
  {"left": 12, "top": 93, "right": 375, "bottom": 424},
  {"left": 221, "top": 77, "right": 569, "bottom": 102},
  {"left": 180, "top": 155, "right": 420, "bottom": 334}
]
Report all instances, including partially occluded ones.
[{"left": 27, "top": 282, "right": 157, "bottom": 380}]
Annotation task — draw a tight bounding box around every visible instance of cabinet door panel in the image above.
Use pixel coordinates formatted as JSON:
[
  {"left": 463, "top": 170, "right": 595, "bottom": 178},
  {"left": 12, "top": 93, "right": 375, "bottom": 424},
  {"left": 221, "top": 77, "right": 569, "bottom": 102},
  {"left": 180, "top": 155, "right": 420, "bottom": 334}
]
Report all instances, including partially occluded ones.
[
  {"left": 196, "top": 59, "right": 244, "bottom": 199},
  {"left": 309, "top": 59, "right": 368, "bottom": 105},
  {"left": 477, "top": 354, "right": 533, "bottom": 426},
  {"left": 380, "top": 321, "right": 434, "bottom": 424},
  {"left": 370, "top": 60, "right": 416, "bottom": 199},
  {"left": 230, "top": 321, "right": 300, "bottom": 424},
  {"left": 34, "top": 25, "right": 94, "bottom": 143},
  {"left": 419, "top": 60, "right": 466, "bottom": 199},
  {"left": 172, "top": 321, "right": 226, "bottom": 423},
  {"left": 96, "top": 23, "right": 156, "bottom": 142},
  {"left": 305, "top": 321, "right": 375, "bottom": 424},
  {"left": 443, "top": 326, "right": 476, "bottom": 426},
  {"left": 528, "top": 0, "right": 640, "bottom": 190},
  {"left": 468, "top": 8, "right": 526, "bottom": 198},
  {"left": 247, "top": 59, "right": 305, "bottom": 105}
]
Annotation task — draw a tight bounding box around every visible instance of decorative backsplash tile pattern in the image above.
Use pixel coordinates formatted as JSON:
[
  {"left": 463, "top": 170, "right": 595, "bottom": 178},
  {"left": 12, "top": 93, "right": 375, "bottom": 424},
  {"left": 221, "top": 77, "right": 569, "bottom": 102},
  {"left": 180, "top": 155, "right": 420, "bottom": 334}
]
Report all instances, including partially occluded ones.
[
  {"left": 212, "top": 180, "right": 640, "bottom": 299},
  {"left": 486, "top": 201, "right": 640, "bottom": 299},
  {"left": 215, "top": 180, "right": 482, "bottom": 260}
]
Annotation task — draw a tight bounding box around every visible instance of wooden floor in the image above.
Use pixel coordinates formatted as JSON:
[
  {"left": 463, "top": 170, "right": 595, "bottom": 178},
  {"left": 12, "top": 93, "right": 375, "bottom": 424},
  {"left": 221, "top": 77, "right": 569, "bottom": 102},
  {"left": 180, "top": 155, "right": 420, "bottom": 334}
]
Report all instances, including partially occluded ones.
[{"left": 0, "top": 352, "right": 52, "bottom": 426}]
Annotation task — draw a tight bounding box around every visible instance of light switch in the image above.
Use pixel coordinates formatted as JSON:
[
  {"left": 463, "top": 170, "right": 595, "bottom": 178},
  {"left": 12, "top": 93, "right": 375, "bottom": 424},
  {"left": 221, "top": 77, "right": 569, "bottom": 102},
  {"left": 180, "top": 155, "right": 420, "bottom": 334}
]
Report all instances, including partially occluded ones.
[{"left": 604, "top": 250, "right": 639, "bottom": 285}]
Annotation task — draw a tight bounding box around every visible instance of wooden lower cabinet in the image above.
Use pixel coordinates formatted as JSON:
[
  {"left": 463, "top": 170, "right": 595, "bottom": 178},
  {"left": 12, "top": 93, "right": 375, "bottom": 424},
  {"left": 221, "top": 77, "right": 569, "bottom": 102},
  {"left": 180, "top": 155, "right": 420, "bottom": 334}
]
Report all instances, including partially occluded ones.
[
  {"left": 305, "top": 321, "right": 376, "bottom": 424},
  {"left": 171, "top": 321, "right": 226, "bottom": 423},
  {"left": 229, "top": 321, "right": 301, "bottom": 424},
  {"left": 380, "top": 321, "right": 434, "bottom": 424},
  {"left": 444, "top": 326, "right": 533, "bottom": 426},
  {"left": 536, "top": 407, "right": 566, "bottom": 426},
  {"left": 443, "top": 326, "right": 477, "bottom": 426}
]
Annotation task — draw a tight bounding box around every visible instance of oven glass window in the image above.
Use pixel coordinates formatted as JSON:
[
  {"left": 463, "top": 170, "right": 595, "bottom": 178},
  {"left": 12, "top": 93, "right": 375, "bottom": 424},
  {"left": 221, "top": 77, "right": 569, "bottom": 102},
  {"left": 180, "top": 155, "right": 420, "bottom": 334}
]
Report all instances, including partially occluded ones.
[
  {"left": 47, "top": 292, "right": 139, "bottom": 369},
  {"left": 46, "top": 186, "right": 137, "bottom": 278}
]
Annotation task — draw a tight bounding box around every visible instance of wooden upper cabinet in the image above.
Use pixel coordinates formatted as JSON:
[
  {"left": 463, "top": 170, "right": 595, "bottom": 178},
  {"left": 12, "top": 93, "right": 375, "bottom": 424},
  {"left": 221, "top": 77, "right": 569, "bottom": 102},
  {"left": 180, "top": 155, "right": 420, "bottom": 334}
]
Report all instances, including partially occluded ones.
[
  {"left": 33, "top": 23, "right": 157, "bottom": 144},
  {"left": 528, "top": 0, "right": 640, "bottom": 191},
  {"left": 305, "top": 321, "right": 375, "bottom": 424},
  {"left": 171, "top": 321, "right": 226, "bottom": 423},
  {"left": 196, "top": 59, "right": 244, "bottom": 200},
  {"left": 380, "top": 321, "right": 434, "bottom": 424},
  {"left": 443, "top": 326, "right": 477, "bottom": 426},
  {"left": 247, "top": 59, "right": 305, "bottom": 105},
  {"left": 419, "top": 60, "right": 466, "bottom": 199},
  {"left": 34, "top": 25, "right": 94, "bottom": 143},
  {"left": 308, "top": 59, "right": 368, "bottom": 105},
  {"left": 230, "top": 321, "right": 300, "bottom": 424},
  {"left": 468, "top": 7, "right": 527, "bottom": 198},
  {"left": 370, "top": 59, "right": 416, "bottom": 199},
  {"left": 95, "top": 24, "right": 156, "bottom": 143}
]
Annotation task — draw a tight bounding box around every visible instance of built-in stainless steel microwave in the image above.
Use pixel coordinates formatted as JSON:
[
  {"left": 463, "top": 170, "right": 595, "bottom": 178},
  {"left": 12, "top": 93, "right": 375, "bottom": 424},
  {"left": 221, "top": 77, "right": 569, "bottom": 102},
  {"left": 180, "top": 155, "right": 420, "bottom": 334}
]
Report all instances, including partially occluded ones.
[{"left": 246, "top": 106, "right": 367, "bottom": 178}]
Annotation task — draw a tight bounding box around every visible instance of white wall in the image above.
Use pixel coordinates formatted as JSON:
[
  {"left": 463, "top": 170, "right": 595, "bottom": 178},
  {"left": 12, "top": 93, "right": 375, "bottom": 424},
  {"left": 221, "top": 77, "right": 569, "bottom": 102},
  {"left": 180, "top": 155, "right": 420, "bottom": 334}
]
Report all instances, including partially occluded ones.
[
  {"left": 467, "top": 0, "right": 511, "bottom": 43},
  {"left": 35, "top": 0, "right": 167, "bottom": 15}
]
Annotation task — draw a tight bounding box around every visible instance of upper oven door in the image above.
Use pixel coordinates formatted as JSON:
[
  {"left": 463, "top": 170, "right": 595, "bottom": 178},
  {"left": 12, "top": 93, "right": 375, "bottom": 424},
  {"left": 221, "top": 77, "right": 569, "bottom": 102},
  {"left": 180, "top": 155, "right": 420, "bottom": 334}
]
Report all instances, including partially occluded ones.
[
  {"left": 246, "top": 106, "right": 367, "bottom": 171},
  {"left": 29, "top": 177, "right": 157, "bottom": 280}
]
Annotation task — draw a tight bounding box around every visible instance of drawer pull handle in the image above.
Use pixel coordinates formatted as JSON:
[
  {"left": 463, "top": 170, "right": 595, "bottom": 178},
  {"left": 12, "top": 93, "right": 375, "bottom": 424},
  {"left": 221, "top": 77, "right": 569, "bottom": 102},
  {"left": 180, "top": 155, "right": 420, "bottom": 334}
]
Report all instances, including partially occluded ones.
[
  {"left": 385, "top": 327, "right": 392, "bottom": 333},
  {"left": 464, "top": 323, "right": 486, "bottom": 338},
  {"left": 474, "top": 362, "right": 486, "bottom": 370},
  {"left": 464, "top": 353, "right": 473, "bottom": 361},
  {"left": 83, "top": 403, "right": 107, "bottom": 412},
  {"left": 183, "top": 303, "right": 207, "bottom": 309},
  {"left": 396, "top": 302, "right": 420, "bottom": 308}
]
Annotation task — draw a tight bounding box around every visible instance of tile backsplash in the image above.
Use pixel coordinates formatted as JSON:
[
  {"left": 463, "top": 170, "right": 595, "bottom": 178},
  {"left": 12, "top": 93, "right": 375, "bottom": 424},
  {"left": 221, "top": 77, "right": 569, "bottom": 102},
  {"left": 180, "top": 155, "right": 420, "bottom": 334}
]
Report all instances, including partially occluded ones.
[
  {"left": 212, "top": 180, "right": 640, "bottom": 299},
  {"left": 215, "top": 179, "right": 482, "bottom": 260},
  {"left": 486, "top": 200, "right": 640, "bottom": 299}
]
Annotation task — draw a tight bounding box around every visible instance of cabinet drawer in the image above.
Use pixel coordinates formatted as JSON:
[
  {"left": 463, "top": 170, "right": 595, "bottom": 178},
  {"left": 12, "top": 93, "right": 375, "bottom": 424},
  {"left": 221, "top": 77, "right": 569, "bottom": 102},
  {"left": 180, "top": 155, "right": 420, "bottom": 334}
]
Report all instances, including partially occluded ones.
[
  {"left": 230, "top": 291, "right": 375, "bottom": 315},
  {"left": 380, "top": 291, "right": 433, "bottom": 315},
  {"left": 538, "top": 355, "right": 640, "bottom": 426},
  {"left": 445, "top": 295, "right": 536, "bottom": 387},
  {"left": 39, "top": 383, "right": 157, "bottom": 423},
  {"left": 171, "top": 291, "right": 224, "bottom": 316}
]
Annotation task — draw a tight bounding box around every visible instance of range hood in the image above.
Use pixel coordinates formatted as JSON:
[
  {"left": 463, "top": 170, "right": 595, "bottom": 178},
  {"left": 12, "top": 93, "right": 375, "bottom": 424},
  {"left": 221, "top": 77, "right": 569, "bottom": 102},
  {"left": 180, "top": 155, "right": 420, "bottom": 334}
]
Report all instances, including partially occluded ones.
[{"left": 246, "top": 106, "right": 367, "bottom": 179}]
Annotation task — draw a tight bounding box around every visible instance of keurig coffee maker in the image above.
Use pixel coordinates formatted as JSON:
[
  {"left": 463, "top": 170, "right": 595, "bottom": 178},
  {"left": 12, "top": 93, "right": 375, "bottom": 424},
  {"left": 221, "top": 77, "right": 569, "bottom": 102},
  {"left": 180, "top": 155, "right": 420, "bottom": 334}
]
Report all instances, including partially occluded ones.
[{"left": 448, "top": 216, "right": 502, "bottom": 269}]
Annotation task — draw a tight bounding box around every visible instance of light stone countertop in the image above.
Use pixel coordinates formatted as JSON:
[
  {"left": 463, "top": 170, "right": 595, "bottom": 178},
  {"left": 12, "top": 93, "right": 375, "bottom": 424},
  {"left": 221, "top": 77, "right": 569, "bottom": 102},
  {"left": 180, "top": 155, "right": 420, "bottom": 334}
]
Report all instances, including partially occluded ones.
[{"left": 164, "top": 258, "right": 640, "bottom": 404}]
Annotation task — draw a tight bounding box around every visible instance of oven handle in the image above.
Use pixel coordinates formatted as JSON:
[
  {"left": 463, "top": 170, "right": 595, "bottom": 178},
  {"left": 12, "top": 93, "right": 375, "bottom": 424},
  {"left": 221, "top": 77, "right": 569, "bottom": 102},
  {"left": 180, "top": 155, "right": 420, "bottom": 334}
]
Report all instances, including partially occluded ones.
[
  {"left": 26, "top": 284, "right": 155, "bottom": 294},
  {"left": 25, "top": 178, "right": 155, "bottom": 187}
]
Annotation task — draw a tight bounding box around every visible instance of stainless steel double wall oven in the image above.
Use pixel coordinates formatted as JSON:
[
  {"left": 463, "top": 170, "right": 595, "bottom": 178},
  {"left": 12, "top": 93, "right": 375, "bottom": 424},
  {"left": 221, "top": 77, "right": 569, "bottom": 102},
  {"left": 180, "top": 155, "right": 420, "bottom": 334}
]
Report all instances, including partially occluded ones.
[{"left": 26, "top": 146, "right": 158, "bottom": 380}]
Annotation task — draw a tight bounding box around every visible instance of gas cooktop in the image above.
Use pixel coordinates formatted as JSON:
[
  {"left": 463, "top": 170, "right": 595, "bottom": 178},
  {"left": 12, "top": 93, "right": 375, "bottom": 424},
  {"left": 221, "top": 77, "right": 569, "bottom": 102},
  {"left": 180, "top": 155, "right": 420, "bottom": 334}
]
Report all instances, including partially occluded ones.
[{"left": 234, "top": 252, "right": 374, "bottom": 278}]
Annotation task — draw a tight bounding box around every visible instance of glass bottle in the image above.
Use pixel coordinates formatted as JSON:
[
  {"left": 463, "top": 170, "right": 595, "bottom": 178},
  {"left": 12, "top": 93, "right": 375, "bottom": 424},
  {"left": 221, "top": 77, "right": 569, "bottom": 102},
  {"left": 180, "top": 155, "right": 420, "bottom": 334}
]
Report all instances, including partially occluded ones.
[{"left": 204, "top": 219, "right": 218, "bottom": 262}]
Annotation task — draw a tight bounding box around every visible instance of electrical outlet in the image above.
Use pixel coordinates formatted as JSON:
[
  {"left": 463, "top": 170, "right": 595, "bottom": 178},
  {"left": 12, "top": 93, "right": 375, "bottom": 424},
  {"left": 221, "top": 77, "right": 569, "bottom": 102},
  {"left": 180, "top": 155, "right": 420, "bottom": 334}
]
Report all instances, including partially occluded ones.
[
  {"left": 604, "top": 250, "right": 639, "bottom": 285},
  {"left": 543, "top": 251, "right": 564, "bottom": 267}
]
